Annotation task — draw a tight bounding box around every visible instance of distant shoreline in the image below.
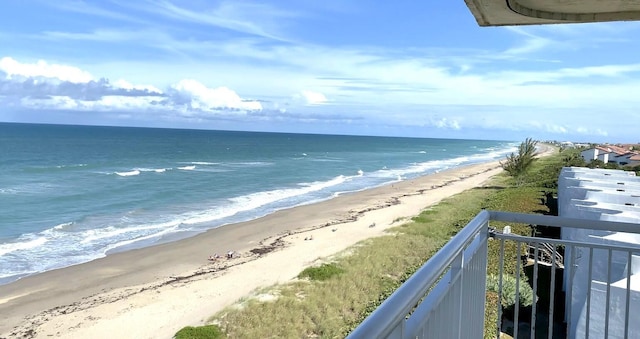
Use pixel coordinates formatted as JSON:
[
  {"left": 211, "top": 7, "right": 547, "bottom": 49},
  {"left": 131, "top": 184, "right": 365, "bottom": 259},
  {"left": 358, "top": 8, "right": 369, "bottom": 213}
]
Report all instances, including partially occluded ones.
[{"left": 0, "top": 160, "right": 504, "bottom": 338}]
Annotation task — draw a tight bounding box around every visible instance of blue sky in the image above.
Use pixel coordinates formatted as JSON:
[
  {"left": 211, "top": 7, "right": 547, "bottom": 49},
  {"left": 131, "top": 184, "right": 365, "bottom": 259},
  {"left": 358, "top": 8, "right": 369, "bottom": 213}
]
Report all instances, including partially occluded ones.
[{"left": 1, "top": 1, "right": 639, "bottom": 142}]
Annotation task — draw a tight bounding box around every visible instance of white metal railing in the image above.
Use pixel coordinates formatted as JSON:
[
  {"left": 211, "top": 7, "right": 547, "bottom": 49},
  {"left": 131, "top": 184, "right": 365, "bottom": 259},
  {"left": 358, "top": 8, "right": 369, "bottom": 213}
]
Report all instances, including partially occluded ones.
[
  {"left": 347, "top": 211, "right": 640, "bottom": 339},
  {"left": 347, "top": 210, "right": 490, "bottom": 339}
]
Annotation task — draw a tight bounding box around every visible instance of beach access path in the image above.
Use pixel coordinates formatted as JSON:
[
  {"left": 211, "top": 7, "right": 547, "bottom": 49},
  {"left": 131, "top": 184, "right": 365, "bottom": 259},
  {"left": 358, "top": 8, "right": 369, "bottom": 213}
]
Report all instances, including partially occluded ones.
[{"left": 0, "top": 160, "right": 508, "bottom": 339}]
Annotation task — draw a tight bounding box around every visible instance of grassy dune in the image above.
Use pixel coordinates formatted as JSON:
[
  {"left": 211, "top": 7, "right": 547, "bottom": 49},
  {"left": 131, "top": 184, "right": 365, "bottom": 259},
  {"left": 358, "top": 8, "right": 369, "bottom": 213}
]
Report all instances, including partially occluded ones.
[{"left": 177, "top": 148, "right": 575, "bottom": 339}]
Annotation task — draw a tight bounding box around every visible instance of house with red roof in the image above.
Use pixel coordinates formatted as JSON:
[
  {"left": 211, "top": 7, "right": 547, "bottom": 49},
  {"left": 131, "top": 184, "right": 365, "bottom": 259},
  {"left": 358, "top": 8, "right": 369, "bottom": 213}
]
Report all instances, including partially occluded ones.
[{"left": 581, "top": 145, "right": 640, "bottom": 166}]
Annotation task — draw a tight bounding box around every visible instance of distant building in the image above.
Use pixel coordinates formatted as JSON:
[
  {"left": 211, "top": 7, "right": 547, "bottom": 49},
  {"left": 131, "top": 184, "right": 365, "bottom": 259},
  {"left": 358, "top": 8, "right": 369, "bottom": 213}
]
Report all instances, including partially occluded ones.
[
  {"left": 629, "top": 154, "right": 640, "bottom": 166},
  {"left": 613, "top": 152, "right": 640, "bottom": 166},
  {"left": 580, "top": 147, "right": 609, "bottom": 163},
  {"left": 581, "top": 145, "right": 640, "bottom": 166}
]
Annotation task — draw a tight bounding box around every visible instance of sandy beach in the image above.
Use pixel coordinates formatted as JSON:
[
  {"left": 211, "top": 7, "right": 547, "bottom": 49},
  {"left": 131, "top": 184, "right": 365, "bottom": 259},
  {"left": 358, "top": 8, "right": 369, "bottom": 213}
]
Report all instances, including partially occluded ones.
[{"left": 0, "top": 161, "right": 504, "bottom": 339}]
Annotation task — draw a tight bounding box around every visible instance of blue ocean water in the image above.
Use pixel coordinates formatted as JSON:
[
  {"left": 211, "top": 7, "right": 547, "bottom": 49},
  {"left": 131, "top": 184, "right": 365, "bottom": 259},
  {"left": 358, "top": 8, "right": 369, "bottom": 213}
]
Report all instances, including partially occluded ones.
[{"left": 0, "top": 122, "right": 516, "bottom": 285}]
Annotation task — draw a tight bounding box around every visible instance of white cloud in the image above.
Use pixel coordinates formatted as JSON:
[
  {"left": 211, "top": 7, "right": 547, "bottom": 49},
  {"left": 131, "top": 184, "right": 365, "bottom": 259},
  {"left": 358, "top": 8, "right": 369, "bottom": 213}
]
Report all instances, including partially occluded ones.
[
  {"left": 576, "top": 126, "right": 608, "bottom": 136},
  {"left": 21, "top": 95, "right": 161, "bottom": 111},
  {"left": 21, "top": 96, "right": 79, "bottom": 110},
  {"left": 86, "top": 96, "right": 163, "bottom": 110},
  {"left": 0, "top": 57, "right": 263, "bottom": 116},
  {"left": 0, "top": 44, "right": 636, "bottom": 140},
  {"left": 171, "top": 79, "right": 262, "bottom": 112},
  {"left": 433, "top": 118, "right": 461, "bottom": 130},
  {"left": 0, "top": 57, "right": 93, "bottom": 83},
  {"left": 528, "top": 121, "right": 568, "bottom": 134},
  {"left": 300, "top": 90, "right": 328, "bottom": 105},
  {"left": 113, "top": 79, "right": 162, "bottom": 94},
  {"left": 31, "top": 26, "right": 640, "bottom": 112},
  {"left": 131, "top": 0, "right": 296, "bottom": 41},
  {"left": 501, "top": 27, "right": 554, "bottom": 56},
  {"left": 546, "top": 124, "right": 568, "bottom": 134}
]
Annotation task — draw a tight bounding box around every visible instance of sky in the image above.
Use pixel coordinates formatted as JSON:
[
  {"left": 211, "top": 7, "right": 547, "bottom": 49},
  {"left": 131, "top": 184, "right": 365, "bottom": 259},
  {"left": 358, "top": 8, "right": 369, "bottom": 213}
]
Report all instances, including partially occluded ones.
[{"left": 1, "top": 1, "right": 639, "bottom": 142}]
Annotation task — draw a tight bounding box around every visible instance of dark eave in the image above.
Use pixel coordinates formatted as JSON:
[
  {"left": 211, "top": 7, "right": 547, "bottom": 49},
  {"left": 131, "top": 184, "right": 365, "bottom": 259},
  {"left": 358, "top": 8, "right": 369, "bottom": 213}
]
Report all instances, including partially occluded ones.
[{"left": 465, "top": 0, "right": 640, "bottom": 26}]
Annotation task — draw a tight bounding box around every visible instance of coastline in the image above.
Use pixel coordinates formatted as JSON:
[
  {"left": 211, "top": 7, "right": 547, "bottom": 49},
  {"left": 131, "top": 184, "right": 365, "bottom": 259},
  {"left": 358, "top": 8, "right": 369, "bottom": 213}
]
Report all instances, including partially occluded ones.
[{"left": 0, "top": 161, "right": 504, "bottom": 339}]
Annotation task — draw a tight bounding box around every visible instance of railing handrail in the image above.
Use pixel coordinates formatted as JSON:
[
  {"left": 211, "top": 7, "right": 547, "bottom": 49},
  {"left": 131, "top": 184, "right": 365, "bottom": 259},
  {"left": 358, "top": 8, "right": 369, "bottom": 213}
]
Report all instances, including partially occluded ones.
[
  {"left": 347, "top": 211, "right": 640, "bottom": 338},
  {"left": 347, "top": 210, "right": 490, "bottom": 338},
  {"left": 495, "top": 232, "right": 640, "bottom": 252},
  {"left": 490, "top": 211, "right": 640, "bottom": 234}
]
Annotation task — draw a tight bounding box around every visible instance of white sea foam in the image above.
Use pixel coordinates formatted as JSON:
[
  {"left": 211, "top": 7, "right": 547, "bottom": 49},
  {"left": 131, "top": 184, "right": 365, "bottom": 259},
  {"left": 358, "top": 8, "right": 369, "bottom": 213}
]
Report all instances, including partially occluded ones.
[
  {"left": 309, "top": 158, "right": 346, "bottom": 163},
  {"left": 102, "top": 226, "right": 180, "bottom": 253},
  {"left": 476, "top": 147, "right": 518, "bottom": 160},
  {"left": 225, "top": 161, "right": 273, "bottom": 167},
  {"left": 357, "top": 170, "right": 364, "bottom": 176},
  {"left": 0, "top": 188, "right": 18, "bottom": 194},
  {"left": 136, "top": 167, "right": 169, "bottom": 173},
  {"left": 53, "top": 222, "right": 74, "bottom": 231},
  {"left": 72, "top": 165, "right": 422, "bottom": 254},
  {"left": 302, "top": 175, "right": 351, "bottom": 190},
  {"left": 178, "top": 206, "right": 242, "bottom": 226},
  {"left": 190, "top": 162, "right": 218, "bottom": 165},
  {"left": 0, "top": 271, "right": 29, "bottom": 281},
  {"left": 226, "top": 175, "right": 351, "bottom": 214},
  {"left": 55, "top": 164, "right": 87, "bottom": 169},
  {"left": 81, "top": 221, "right": 178, "bottom": 244},
  {"left": 418, "top": 151, "right": 427, "bottom": 154},
  {"left": 0, "top": 183, "right": 58, "bottom": 195},
  {"left": 0, "top": 237, "right": 48, "bottom": 256},
  {"left": 178, "top": 165, "right": 196, "bottom": 170},
  {"left": 115, "top": 170, "right": 140, "bottom": 177},
  {"left": 370, "top": 147, "right": 513, "bottom": 181}
]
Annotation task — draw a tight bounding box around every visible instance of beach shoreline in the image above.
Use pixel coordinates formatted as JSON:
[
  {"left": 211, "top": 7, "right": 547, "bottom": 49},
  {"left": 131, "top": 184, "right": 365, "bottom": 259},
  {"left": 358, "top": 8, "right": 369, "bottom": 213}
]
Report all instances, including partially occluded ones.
[{"left": 0, "top": 160, "right": 505, "bottom": 339}]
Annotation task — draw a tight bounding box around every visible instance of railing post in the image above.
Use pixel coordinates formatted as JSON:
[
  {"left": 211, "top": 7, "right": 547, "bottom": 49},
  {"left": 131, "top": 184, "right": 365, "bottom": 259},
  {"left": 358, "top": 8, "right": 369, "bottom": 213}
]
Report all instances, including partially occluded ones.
[
  {"left": 450, "top": 251, "right": 464, "bottom": 339},
  {"left": 497, "top": 237, "right": 505, "bottom": 339}
]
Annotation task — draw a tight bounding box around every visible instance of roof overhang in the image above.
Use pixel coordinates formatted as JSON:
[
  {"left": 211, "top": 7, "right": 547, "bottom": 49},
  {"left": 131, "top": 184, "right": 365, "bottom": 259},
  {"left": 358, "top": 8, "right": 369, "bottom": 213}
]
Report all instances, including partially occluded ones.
[{"left": 465, "top": 0, "right": 640, "bottom": 26}]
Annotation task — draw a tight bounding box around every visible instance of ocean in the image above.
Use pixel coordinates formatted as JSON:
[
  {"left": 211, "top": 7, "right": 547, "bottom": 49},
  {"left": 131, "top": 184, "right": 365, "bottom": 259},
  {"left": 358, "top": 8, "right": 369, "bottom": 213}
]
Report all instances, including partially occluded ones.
[{"left": 0, "top": 122, "right": 516, "bottom": 285}]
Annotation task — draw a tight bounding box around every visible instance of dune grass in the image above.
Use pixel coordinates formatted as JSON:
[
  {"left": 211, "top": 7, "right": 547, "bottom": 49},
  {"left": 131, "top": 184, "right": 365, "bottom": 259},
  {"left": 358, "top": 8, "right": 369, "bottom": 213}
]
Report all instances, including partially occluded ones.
[
  {"left": 298, "top": 263, "right": 346, "bottom": 281},
  {"left": 174, "top": 325, "right": 224, "bottom": 339},
  {"left": 202, "top": 187, "right": 493, "bottom": 339},
  {"left": 176, "top": 148, "right": 571, "bottom": 339}
]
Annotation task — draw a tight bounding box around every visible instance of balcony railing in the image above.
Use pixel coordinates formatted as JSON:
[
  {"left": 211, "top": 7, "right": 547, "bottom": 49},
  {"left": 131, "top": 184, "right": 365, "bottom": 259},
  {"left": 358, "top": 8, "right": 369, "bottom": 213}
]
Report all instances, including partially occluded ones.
[{"left": 347, "top": 211, "right": 640, "bottom": 339}]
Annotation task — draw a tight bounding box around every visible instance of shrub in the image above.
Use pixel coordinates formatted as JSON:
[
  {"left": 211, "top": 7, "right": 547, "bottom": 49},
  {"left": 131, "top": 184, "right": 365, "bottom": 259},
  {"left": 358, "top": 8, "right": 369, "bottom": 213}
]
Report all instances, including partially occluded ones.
[
  {"left": 174, "top": 325, "right": 224, "bottom": 339},
  {"left": 486, "top": 274, "right": 534, "bottom": 307},
  {"left": 500, "top": 138, "right": 538, "bottom": 183},
  {"left": 298, "top": 263, "right": 345, "bottom": 281},
  {"left": 561, "top": 150, "right": 586, "bottom": 167}
]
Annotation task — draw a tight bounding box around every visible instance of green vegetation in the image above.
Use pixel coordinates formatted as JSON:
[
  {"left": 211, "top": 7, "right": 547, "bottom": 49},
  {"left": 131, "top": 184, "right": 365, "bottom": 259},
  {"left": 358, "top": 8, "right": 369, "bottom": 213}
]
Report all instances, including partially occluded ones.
[
  {"left": 500, "top": 138, "right": 538, "bottom": 183},
  {"left": 586, "top": 159, "right": 621, "bottom": 170},
  {"left": 174, "top": 325, "right": 225, "bottom": 339},
  {"left": 486, "top": 274, "right": 534, "bottom": 308},
  {"left": 176, "top": 144, "right": 579, "bottom": 339},
  {"left": 298, "top": 263, "right": 345, "bottom": 281}
]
